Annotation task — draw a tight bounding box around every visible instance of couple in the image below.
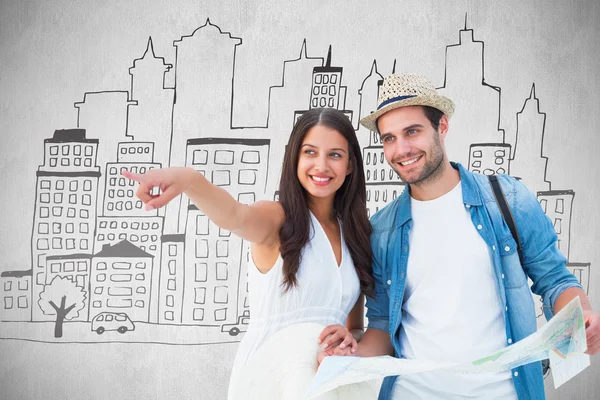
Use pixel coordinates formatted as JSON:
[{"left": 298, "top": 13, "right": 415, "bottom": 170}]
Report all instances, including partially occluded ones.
[{"left": 123, "top": 73, "right": 600, "bottom": 400}]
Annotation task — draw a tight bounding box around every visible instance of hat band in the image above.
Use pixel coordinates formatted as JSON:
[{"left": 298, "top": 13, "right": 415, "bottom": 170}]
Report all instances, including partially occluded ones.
[{"left": 377, "top": 94, "right": 417, "bottom": 110}]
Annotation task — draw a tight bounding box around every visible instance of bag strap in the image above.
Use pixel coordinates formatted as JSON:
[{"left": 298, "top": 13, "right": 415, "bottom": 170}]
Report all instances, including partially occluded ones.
[
  {"left": 488, "top": 175, "right": 524, "bottom": 265},
  {"left": 488, "top": 175, "right": 550, "bottom": 374}
]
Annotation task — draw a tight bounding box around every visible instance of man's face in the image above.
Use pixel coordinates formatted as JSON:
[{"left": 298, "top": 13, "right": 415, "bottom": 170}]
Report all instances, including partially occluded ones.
[{"left": 377, "top": 106, "right": 448, "bottom": 185}]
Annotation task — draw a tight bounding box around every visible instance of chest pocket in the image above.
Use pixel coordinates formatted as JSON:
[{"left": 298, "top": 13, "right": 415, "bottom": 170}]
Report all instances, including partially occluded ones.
[{"left": 498, "top": 235, "right": 527, "bottom": 289}]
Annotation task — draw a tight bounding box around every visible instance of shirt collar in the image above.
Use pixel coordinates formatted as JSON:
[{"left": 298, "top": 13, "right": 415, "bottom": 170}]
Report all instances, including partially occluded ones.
[{"left": 395, "top": 162, "right": 483, "bottom": 226}]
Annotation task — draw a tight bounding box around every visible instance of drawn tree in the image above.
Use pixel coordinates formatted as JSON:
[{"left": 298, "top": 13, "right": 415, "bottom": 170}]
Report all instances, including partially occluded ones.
[{"left": 38, "top": 276, "right": 87, "bottom": 338}]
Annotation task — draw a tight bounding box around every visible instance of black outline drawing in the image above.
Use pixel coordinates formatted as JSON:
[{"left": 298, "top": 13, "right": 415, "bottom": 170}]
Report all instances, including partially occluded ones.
[{"left": 0, "top": 17, "right": 591, "bottom": 348}]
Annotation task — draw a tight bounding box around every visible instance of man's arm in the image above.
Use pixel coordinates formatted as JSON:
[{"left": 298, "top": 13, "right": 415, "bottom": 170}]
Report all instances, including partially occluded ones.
[
  {"left": 553, "top": 287, "right": 600, "bottom": 355},
  {"left": 355, "top": 328, "right": 395, "bottom": 357}
]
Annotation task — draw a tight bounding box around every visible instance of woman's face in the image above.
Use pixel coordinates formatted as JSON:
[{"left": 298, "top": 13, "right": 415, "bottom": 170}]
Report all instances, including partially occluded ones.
[{"left": 296, "top": 124, "right": 352, "bottom": 202}]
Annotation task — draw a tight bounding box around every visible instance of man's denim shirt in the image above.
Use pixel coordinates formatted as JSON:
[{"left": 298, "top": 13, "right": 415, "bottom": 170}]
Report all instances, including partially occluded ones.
[{"left": 366, "top": 163, "right": 582, "bottom": 400}]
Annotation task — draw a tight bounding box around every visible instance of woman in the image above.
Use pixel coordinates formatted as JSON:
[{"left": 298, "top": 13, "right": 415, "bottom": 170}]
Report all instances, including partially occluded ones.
[{"left": 122, "top": 108, "right": 375, "bottom": 399}]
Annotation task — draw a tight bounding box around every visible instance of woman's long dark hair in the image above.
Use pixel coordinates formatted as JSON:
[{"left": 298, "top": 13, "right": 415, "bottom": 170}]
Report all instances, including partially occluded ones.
[{"left": 278, "top": 108, "right": 374, "bottom": 296}]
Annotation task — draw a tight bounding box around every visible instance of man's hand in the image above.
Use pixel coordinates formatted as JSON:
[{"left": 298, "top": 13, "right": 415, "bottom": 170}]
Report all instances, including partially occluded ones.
[{"left": 584, "top": 310, "right": 600, "bottom": 355}]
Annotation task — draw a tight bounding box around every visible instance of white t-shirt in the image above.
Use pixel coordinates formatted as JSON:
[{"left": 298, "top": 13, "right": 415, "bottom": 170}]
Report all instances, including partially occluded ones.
[{"left": 393, "top": 182, "right": 517, "bottom": 399}]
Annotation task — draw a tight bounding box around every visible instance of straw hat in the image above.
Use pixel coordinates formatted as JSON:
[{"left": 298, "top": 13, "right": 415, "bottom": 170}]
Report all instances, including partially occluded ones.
[{"left": 359, "top": 73, "right": 455, "bottom": 132}]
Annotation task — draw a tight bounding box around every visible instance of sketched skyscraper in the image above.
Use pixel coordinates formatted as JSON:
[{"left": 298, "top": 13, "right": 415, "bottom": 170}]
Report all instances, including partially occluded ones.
[
  {"left": 437, "top": 18, "right": 506, "bottom": 165},
  {"left": 510, "top": 85, "right": 551, "bottom": 196},
  {"left": 95, "top": 142, "right": 164, "bottom": 323},
  {"left": 128, "top": 37, "right": 175, "bottom": 171},
  {"left": 181, "top": 138, "right": 269, "bottom": 327},
  {"left": 166, "top": 20, "right": 242, "bottom": 234},
  {"left": 294, "top": 46, "right": 353, "bottom": 123},
  {"left": 30, "top": 129, "right": 101, "bottom": 321},
  {"left": 357, "top": 61, "right": 404, "bottom": 216}
]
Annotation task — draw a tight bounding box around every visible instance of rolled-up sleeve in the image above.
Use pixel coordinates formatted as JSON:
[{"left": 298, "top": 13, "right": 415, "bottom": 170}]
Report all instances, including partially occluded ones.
[
  {"left": 513, "top": 180, "right": 582, "bottom": 320},
  {"left": 366, "top": 254, "right": 390, "bottom": 333}
]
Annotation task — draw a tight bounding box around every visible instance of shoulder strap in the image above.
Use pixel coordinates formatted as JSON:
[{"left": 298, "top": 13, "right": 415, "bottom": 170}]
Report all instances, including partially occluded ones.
[
  {"left": 488, "top": 175, "right": 550, "bottom": 374},
  {"left": 488, "top": 175, "right": 524, "bottom": 265}
]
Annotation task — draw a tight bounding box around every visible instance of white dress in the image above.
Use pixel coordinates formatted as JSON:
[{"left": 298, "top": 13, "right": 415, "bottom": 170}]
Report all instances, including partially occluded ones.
[{"left": 228, "top": 211, "right": 362, "bottom": 399}]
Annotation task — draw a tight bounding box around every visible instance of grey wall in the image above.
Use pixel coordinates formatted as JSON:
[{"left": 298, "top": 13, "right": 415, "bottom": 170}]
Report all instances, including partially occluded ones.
[{"left": 1, "top": 0, "right": 599, "bottom": 399}]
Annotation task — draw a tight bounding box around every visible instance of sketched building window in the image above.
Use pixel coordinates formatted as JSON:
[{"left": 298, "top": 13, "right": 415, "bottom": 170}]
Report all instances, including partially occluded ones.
[
  {"left": 215, "top": 150, "right": 235, "bottom": 165},
  {"left": 18, "top": 296, "right": 28, "bottom": 309},
  {"left": 193, "top": 150, "right": 208, "bottom": 165},
  {"left": 37, "top": 238, "right": 49, "bottom": 250},
  {"left": 216, "top": 241, "right": 229, "bottom": 258},
  {"left": 195, "top": 239, "right": 209, "bottom": 258},
  {"left": 241, "top": 151, "right": 260, "bottom": 164},
  {"left": 212, "top": 171, "right": 230, "bottom": 186},
  {"left": 216, "top": 263, "right": 228, "bottom": 281},
  {"left": 4, "top": 297, "right": 13, "bottom": 309},
  {"left": 4, "top": 281, "right": 11, "bottom": 291},
  {"left": 215, "top": 308, "right": 227, "bottom": 321},
  {"left": 195, "top": 288, "right": 206, "bottom": 304},
  {"left": 38, "top": 223, "right": 49, "bottom": 234},
  {"left": 238, "top": 170, "right": 257, "bottom": 185},
  {"left": 195, "top": 263, "right": 207, "bottom": 282},
  {"left": 193, "top": 308, "right": 204, "bottom": 321},
  {"left": 214, "top": 287, "right": 228, "bottom": 304}
]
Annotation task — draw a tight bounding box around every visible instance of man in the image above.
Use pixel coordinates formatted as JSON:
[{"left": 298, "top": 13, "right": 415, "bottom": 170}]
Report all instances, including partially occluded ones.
[{"left": 354, "top": 73, "right": 600, "bottom": 399}]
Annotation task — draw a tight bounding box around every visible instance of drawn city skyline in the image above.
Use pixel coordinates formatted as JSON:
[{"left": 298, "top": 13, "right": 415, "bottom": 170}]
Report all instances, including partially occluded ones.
[{"left": 0, "top": 17, "right": 591, "bottom": 344}]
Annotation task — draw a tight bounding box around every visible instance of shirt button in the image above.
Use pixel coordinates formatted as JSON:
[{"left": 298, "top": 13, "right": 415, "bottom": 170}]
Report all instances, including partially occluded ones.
[
  {"left": 501, "top": 274, "right": 505, "bottom": 279},
  {"left": 508, "top": 338, "right": 513, "bottom": 344},
  {"left": 477, "top": 224, "right": 483, "bottom": 230},
  {"left": 505, "top": 246, "right": 510, "bottom": 252},
  {"left": 492, "top": 245, "right": 496, "bottom": 251},
  {"left": 387, "top": 279, "right": 392, "bottom": 285},
  {"left": 466, "top": 204, "right": 471, "bottom": 209},
  {"left": 395, "top": 302, "right": 399, "bottom": 308},
  {"left": 513, "top": 371, "right": 519, "bottom": 377},
  {"left": 505, "top": 306, "right": 508, "bottom": 311}
]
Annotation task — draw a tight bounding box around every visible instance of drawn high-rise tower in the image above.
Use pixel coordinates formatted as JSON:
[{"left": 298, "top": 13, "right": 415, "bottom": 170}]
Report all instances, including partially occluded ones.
[
  {"left": 358, "top": 61, "right": 404, "bottom": 216},
  {"left": 510, "top": 85, "right": 551, "bottom": 195},
  {"left": 437, "top": 16, "right": 505, "bottom": 165},
  {"left": 128, "top": 37, "right": 175, "bottom": 171},
  {"left": 30, "top": 129, "right": 101, "bottom": 321},
  {"left": 166, "top": 21, "right": 242, "bottom": 234}
]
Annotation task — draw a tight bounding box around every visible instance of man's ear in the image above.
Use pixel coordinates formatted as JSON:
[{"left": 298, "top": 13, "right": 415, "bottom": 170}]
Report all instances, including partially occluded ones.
[{"left": 439, "top": 115, "right": 450, "bottom": 141}]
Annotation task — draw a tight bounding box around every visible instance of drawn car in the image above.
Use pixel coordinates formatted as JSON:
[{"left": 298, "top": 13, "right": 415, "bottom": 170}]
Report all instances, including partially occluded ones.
[
  {"left": 221, "top": 310, "right": 250, "bottom": 336},
  {"left": 91, "top": 312, "right": 135, "bottom": 335}
]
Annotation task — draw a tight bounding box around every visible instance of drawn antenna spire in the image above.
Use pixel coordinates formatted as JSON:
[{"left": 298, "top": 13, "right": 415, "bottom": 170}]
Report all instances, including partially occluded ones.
[
  {"left": 299, "top": 38, "right": 308, "bottom": 59},
  {"left": 145, "top": 36, "right": 155, "bottom": 57},
  {"left": 392, "top": 58, "right": 397, "bottom": 74},
  {"left": 325, "top": 45, "right": 332, "bottom": 67}
]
